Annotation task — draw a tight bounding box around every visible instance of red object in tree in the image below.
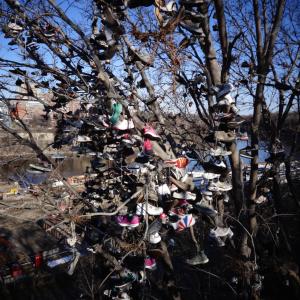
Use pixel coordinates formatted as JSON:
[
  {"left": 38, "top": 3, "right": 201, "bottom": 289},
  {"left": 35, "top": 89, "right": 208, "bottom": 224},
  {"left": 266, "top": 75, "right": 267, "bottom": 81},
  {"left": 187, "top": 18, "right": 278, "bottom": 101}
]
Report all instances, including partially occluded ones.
[
  {"left": 11, "top": 264, "right": 23, "bottom": 278},
  {"left": 34, "top": 253, "right": 43, "bottom": 268},
  {"left": 10, "top": 102, "right": 27, "bottom": 119}
]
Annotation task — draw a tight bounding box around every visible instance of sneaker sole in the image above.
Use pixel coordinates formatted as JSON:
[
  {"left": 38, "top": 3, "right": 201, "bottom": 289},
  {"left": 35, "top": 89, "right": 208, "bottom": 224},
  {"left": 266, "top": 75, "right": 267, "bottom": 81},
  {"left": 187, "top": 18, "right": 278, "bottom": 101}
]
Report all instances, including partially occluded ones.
[
  {"left": 186, "top": 258, "right": 209, "bottom": 265},
  {"left": 118, "top": 223, "right": 130, "bottom": 227},
  {"left": 145, "top": 265, "right": 157, "bottom": 270},
  {"left": 129, "top": 223, "right": 140, "bottom": 228}
]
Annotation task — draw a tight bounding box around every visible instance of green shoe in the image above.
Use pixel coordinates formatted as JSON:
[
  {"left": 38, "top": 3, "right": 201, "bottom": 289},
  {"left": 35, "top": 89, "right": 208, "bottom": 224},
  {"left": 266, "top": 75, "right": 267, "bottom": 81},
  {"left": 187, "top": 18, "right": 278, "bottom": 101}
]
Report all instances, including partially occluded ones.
[{"left": 110, "top": 102, "right": 122, "bottom": 125}]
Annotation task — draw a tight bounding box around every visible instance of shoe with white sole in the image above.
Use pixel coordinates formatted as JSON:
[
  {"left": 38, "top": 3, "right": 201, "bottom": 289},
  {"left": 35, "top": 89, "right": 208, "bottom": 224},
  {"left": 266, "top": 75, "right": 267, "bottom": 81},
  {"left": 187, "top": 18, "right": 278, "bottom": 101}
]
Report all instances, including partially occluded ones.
[
  {"left": 209, "top": 227, "right": 233, "bottom": 238},
  {"left": 144, "top": 257, "right": 157, "bottom": 270},
  {"left": 114, "top": 119, "right": 134, "bottom": 130},
  {"left": 209, "top": 181, "right": 232, "bottom": 192},
  {"left": 136, "top": 202, "right": 163, "bottom": 216},
  {"left": 77, "top": 135, "right": 92, "bottom": 142},
  {"left": 157, "top": 184, "right": 171, "bottom": 196},
  {"left": 148, "top": 232, "right": 161, "bottom": 244},
  {"left": 210, "top": 147, "right": 232, "bottom": 157},
  {"left": 116, "top": 215, "right": 140, "bottom": 228},
  {"left": 202, "top": 172, "right": 220, "bottom": 180},
  {"left": 223, "top": 193, "right": 230, "bottom": 203},
  {"left": 173, "top": 191, "right": 196, "bottom": 201},
  {"left": 186, "top": 251, "right": 209, "bottom": 265}
]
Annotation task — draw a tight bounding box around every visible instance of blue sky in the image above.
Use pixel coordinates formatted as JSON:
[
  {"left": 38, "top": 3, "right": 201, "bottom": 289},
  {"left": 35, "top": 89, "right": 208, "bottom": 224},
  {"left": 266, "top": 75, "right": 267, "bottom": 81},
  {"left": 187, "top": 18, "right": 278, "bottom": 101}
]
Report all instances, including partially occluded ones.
[{"left": 1, "top": 0, "right": 298, "bottom": 117}]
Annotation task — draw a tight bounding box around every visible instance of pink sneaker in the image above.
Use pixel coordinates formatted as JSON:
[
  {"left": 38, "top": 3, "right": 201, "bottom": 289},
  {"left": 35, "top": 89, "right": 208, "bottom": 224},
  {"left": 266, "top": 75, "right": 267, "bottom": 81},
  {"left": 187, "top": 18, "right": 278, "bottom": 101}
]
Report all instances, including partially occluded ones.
[
  {"left": 116, "top": 215, "right": 140, "bottom": 228},
  {"left": 177, "top": 199, "right": 191, "bottom": 208},
  {"left": 144, "top": 257, "right": 157, "bottom": 270},
  {"left": 116, "top": 215, "right": 130, "bottom": 227},
  {"left": 143, "top": 139, "right": 153, "bottom": 155},
  {"left": 143, "top": 125, "right": 161, "bottom": 140},
  {"left": 129, "top": 215, "right": 140, "bottom": 228}
]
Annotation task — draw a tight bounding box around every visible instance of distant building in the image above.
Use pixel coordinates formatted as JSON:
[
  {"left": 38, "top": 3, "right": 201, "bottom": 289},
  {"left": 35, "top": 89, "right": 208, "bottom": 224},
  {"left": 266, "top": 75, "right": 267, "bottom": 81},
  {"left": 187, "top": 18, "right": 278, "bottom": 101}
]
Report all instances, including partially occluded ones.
[
  {"left": 0, "top": 102, "right": 11, "bottom": 127},
  {"left": 12, "top": 83, "right": 81, "bottom": 127}
]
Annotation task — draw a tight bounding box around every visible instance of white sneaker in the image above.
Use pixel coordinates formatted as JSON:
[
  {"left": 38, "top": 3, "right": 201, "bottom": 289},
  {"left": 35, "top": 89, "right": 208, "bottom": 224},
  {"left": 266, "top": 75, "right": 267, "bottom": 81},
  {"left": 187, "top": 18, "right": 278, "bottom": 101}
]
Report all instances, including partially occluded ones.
[
  {"left": 223, "top": 193, "right": 230, "bottom": 202},
  {"left": 114, "top": 119, "right": 134, "bottom": 130},
  {"left": 136, "top": 202, "right": 163, "bottom": 216},
  {"left": 209, "top": 181, "right": 232, "bottom": 192},
  {"left": 222, "top": 94, "right": 235, "bottom": 104},
  {"left": 210, "top": 147, "right": 232, "bottom": 157},
  {"left": 173, "top": 191, "right": 196, "bottom": 201},
  {"left": 158, "top": 184, "right": 171, "bottom": 196},
  {"left": 77, "top": 135, "right": 91, "bottom": 142},
  {"left": 66, "top": 236, "right": 77, "bottom": 247},
  {"left": 210, "top": 227, "right": 232, "bottom": 237},
  {"left": 170, "top": 184, "right": 178, "bottom": 192},
  {"left": 8, "top": 23, "right": 23, "bottom": 32},
  {"left": 185, "top": 191, "right": 196, "bottom": 201},
  {"left": 255, "top": 195, "right": 267, "bottom": 204},
  {"left": 148, "top": 232, "right": 161, "bottom": 244},
  {"left": 202, "top": 173, "right": 220, "bottom": 180}
]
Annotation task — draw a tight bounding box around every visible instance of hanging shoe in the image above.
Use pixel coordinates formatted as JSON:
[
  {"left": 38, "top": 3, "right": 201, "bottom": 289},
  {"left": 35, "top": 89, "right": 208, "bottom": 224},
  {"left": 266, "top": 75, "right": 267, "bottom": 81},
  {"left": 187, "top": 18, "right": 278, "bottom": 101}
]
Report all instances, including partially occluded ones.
[
  {"left": 7, "top": 22, "right": 23, "bottom": 33},
  {"left": 209, "top": 181, "right": 232, "bottom": 192},
  {"left": 202, "top": 161, "right": 226, "bottom": 175},
  {"left": 116, "top": 215, "right": 130, "bottom": 227},
  {"left": 209, "top": 226, "right": 233, "bottom": 238},
  {"left": 254, "top": 195, "right": 267, "bottom": 204},
  {"left": 110, "top": 102, "right": 123, "bottom": 125},
  {"left": 223, "top": 193, "right": 230, "bottom": 203},
  {"left": 173, "top": 191, "right": 196, "bottom": 201},
  {"left": 157, "top": 183, "right": 171, "bottom": 196},
  {"left": 144, "top": 257, "right": 157, "bottom": 270},
  {"left": 185, "top": 251, "right": 209, "bottom": 265},
  {"left": 210, "top": 147, "right": 232, "bottom": 157},
  {"left": 176, "top": 214, "right": 195, "bottom": 231},
  {"left": 136, "top": 202, "right": 163, "bottom": 216},
  {"left": 77, "top": 135, "right": 92, "bottom": 142},
  {"left": 113, "top": 119, "right": 135, "bottom": 130},
  {"left": 143, "top": 138, "right": 154, "bottom": 156},
  {"left": 148, "top": 232, "right": 162, "bottom": 244},
  {"left": 216, "top": 83, "right": 235, "bottom": 99},
  {"left": 148, "top": 219, "right": 163, "bottom": 235},
  {"left": 143, "top": 125, "right": 161, "bottom": 140},
  {"left": 202, "top": 172, "right": 220, "bottom": 180}
]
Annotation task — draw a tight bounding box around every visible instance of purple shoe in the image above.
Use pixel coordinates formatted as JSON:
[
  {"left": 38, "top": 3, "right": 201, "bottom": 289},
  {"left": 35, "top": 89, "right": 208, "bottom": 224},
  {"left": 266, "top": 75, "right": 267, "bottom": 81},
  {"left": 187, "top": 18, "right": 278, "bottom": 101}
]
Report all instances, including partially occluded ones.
[{"left": 116, "top": 215, "right": 130, "bottom": 227}]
